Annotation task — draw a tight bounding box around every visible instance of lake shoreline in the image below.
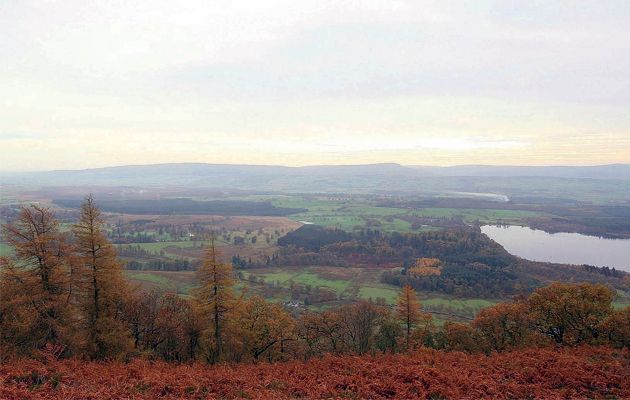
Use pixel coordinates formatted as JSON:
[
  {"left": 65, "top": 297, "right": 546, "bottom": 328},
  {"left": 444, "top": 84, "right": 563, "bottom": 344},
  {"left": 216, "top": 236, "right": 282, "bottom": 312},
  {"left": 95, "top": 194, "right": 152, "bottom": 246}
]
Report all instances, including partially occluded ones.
[{"left": 481, "top": 224, "right": 630, "bottom": 272}]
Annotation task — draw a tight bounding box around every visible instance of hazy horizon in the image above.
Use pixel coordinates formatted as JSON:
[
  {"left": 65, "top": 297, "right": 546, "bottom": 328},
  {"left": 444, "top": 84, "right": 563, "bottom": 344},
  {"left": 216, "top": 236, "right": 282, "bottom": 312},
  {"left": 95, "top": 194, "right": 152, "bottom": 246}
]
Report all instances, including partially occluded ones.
[
  {"left": 2, "top": 161, "right": 630, "bottom": 175},
  {"left": 1, "top": 1, "right": 629, "bottom": 171}
]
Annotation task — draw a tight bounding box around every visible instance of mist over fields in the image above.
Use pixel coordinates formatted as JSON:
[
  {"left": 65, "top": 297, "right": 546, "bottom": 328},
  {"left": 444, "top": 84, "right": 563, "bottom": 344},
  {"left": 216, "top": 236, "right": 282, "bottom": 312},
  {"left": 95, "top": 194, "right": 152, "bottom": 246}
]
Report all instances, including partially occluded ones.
[{"left": 2, "top": 163, "right": 630, "bottom": 200}]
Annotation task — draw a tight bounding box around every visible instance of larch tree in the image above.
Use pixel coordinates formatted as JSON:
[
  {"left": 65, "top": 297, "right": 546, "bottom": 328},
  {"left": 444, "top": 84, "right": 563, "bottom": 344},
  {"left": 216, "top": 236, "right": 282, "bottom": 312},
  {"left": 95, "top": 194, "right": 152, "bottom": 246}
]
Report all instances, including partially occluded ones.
[
  {"left": 73, "top": 195, "right": 131, "bottom": 359},
  {"left": 1, "top": 205, "right": 75, "bottom": 353},
  {"left": 194, "top": 236, "right": 235, "bottom": 363},
  {"left": 396, "top": 284, "right": 421, "bottom": 350}
]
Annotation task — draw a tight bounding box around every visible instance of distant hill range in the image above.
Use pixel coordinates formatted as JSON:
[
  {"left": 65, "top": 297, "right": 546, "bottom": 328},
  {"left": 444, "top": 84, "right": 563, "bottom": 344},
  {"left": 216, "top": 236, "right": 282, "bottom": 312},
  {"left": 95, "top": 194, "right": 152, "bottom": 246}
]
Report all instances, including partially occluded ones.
[
  {"left": 0, "top": 163, "right": 413, "bottom": 188},
  {"left": 411, "top": 164, "right": 630, "bottom": 179},
  {"left": 1, "top": 163, "right": 629, "bottom": 199},
  {"left": 3, "top": 162, "right": 629, "bottom": 181}
]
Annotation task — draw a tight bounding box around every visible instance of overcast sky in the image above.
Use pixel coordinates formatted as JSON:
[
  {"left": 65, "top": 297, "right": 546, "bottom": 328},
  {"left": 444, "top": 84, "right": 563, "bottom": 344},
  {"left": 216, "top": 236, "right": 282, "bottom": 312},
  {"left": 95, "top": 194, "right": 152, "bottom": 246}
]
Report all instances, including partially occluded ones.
[{"left": 1, "top": 0, "right": 629, "bottom": 170}]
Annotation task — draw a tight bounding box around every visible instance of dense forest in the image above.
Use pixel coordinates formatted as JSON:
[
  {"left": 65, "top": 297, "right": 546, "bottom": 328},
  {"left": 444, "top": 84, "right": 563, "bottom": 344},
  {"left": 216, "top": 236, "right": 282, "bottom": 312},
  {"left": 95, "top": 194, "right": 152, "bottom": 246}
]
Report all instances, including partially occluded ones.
[
  {"left": 273, "top": 225, "right": 515, "bottom": 268},
  {"left": 1, "top": 199, "right": 629, "bottom": 367}
]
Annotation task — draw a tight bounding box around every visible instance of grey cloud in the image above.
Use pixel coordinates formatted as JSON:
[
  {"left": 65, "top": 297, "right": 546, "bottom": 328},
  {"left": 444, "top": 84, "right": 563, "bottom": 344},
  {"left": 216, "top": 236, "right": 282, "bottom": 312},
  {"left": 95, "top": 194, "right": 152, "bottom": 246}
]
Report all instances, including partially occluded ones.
[{"left": 165, "top": 9, "right": 630, "bottom": 105}]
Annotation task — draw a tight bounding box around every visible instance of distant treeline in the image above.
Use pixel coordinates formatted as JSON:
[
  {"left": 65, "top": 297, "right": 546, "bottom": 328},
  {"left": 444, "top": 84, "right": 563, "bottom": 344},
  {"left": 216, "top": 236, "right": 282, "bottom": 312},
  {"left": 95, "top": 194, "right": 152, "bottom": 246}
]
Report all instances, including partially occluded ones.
[
  {"left": 525, "top": 207, "right": 630, "bottom": 239},
  {"left": 277, "top": 224, "right": 352, "bottom": 250},
  {"left": 377, "top": 198, "right": 630, "bottom": 239},
  {"left": 582, "top": 264, "right": 625, "bottom": 278},
  {"left": 54, "top": 198, "right": 306, "bottom": 216}
]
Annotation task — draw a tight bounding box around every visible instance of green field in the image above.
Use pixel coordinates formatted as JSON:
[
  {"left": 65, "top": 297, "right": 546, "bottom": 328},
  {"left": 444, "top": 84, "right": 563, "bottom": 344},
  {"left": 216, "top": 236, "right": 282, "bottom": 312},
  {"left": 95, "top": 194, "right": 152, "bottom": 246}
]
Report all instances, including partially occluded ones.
[
  {"left": 0, "top": 242, "right": 13, "bottom": 256},
  {"left": 358, "top": 286, "right": 401, "bottom": 304},
  {"left": 116, "top": 240, "right": 221, "bottom": 253},
  {"left": 411, "top": 207, "right": 538, "bottom": 224},
  {"left": 357, "top": 287, "right": 498, "bottom": 318},
  {"left": 126, "top": 271, "right": 172, "bottom": 286},
  {"left": 269, "top": 197, "right": 409, "bottom": 231},
  {"left": 267, "top": 195, "right": 540, "bottom": 232},
  {"left": 125, "top": 271, "right": 197, "bottom": 295},
  {"left": 613, "top": 301, "right": 630, "bottom": 310},
  {"left": 241, "top": 266, "right": 499, "bottom": 321},
  {"left": 294, "top": 271, "right": 351, "bottom": 292},
  {"left": 422, "top": 297, "right": 497, "bottom": 308},
  {"left": 421, "top": 297, "right": 498, "bottom": 318},
  {"left": 245, "top": 268, "right": 351, "bottom": 294}
]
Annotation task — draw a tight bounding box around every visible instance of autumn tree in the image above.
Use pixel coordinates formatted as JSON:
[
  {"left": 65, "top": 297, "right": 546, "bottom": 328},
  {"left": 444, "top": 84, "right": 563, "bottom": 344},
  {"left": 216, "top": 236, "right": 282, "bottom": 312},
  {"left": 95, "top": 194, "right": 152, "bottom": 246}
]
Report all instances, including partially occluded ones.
[
  {"left": 472, "top": 302, "right": 539, "bottom": 352},
  {"left": 527, "top": 282, "right": 614, "bottom": 345},
  {"left": 0, "top": 257, "right": 36, "bottom": 357},
  {"left": 194, "top": 237, "right": 235, "bottom": 363},
  {"left": 73, "top": 195, "right": 131, "bottom": 359},
  {"left": 375, "top": 313, "right": 402, "bottom": 353},
  {"left": 396, "top": 284, "right": 421, "bottom": 349},
  {"left": 409, "top": 311, "right": 436, "bottom": 349},
  {"left": 119, "top": 289, "right": 203, "bottom": 361},
  {"left": 153, "top": 294, "right": 203, "bottom": 362},
  {"left": 0, "top": 205, "right": 75, "bottom": 354},
  {"left": 339, "top": 300, "right": 382, "bottom": 354},
  {"left": 233, "top": 296, "right": 296, "bottom": 362},
  {"left": 180, "top": 300, "right": 204, "bottom": 361},
  {"left": 123, "top": 289, "right": 162, "bottom": 352},
  {"left": 298, "top": 310, "right": 344, "bottom": 357},
  {"left": 440, "top": 322, "right": 481, "bottom": 353},
  {"left": 600, "top": 306, "right": 630, "bottom": 348}
]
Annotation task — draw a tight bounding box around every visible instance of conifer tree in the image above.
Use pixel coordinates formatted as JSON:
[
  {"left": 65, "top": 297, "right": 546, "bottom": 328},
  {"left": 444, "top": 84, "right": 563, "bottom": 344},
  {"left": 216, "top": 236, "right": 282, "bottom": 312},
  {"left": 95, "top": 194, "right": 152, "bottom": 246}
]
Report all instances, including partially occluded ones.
[
  {"left": 73, "top": 195, "right": 131, "bottom": 358},
  {"left": 396, "top": 284, "right": 421, "bottom": 349},
  {"left": 194, "top": 236, "right": 234, "bottom": 362},
  {"left": 1, "top": 205, "right": 74, "bottom": 353}
]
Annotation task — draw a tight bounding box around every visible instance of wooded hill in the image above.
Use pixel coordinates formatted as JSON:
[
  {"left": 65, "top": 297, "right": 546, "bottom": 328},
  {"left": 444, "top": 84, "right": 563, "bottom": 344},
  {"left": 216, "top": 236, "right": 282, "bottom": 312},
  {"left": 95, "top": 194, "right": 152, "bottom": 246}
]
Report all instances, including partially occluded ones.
[{"left": 273, "top": 225, "right": 628, "bottom": 297}]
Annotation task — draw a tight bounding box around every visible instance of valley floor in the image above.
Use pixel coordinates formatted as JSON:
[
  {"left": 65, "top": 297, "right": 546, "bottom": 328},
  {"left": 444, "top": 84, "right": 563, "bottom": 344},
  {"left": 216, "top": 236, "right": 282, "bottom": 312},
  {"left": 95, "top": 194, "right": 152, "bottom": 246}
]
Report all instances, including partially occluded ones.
[{"left": 2, "top": 346, "right": 628, "bottom": 399}]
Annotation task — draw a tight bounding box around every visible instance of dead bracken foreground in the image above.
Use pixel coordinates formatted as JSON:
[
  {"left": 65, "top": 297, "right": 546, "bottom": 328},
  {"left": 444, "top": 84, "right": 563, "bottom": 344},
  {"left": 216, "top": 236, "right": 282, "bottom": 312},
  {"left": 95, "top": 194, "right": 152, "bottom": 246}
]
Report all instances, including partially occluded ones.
[{"left": 1, "top": 346, "right": 628, "bottom": 400}]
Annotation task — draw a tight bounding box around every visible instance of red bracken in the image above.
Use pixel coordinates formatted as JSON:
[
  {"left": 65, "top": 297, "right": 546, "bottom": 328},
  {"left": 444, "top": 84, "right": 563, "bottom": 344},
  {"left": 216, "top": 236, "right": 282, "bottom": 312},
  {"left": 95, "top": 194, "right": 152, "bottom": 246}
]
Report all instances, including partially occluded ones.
[{"left": 1, "top": 346, "right": 628, "bottom": 399}]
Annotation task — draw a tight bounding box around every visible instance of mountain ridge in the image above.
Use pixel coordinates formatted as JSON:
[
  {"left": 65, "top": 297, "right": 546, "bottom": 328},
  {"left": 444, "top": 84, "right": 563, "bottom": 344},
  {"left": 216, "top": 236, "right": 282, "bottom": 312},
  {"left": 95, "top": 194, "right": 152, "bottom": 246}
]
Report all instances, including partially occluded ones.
[
  {"left": 1, "top": 162, "right": 628, "bottom": 191},
  {"left": 4, "top": 161, "right": 630, "bottom": 175}
]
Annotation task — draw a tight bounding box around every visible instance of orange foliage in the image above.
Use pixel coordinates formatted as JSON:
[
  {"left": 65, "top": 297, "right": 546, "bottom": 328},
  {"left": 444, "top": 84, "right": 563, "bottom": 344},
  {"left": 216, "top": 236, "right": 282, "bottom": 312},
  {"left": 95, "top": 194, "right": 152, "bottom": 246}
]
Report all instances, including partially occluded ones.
[
  {"left": 396, "top": 284, "right": 422, "bottom": 349},
  {"left": 442, "top": 321, "right": 480, "bottom": 352},
  {"left": 1, "top": 346, "right": 628, "bottom": 399},
  {"left": 472, "top": 302, "right": 542, "bottom": 351},
  {"left": 527, "top": 282, "right": 614, "bottom": 345},
  {"left": 601, "top": 306, "right": 630, "bottom": 348},
  {"left": 408, "top": 257, "right": 442, "bottom": 277}
]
